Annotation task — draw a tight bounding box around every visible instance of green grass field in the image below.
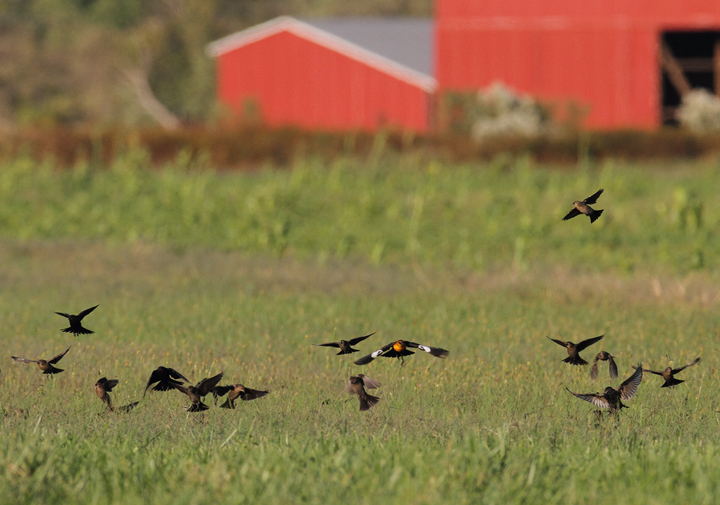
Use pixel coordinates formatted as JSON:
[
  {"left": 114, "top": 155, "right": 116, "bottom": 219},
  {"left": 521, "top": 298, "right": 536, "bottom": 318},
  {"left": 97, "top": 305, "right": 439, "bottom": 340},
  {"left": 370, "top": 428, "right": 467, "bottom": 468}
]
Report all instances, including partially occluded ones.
[{"left": 1, "top": 153, "right": 720, "bottom": 504}]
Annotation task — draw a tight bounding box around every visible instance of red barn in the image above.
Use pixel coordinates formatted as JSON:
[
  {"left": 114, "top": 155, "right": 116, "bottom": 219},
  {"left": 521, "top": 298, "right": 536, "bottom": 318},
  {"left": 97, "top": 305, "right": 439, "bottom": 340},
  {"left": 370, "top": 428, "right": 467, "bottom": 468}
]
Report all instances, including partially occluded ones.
[
  {"left": 207, "top": 17, "right": 435, "bottom": 132},
  {"left": 436, "top": 0, "right": 720, "bottom": 128}
]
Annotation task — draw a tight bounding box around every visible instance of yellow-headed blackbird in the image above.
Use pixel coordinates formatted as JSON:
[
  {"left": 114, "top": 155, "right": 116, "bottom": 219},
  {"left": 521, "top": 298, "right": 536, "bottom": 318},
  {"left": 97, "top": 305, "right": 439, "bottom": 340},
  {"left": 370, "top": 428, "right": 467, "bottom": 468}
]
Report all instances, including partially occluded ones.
[
  {"left": 347, "top": 375, "right": 380, "bottom": 411},
  {"left": 563, "top": 189, "right": 604, "bottom": 223},
  {"left": 354, "top": 340, "right": 448, "bottom": 366},
  {"left": 635, "top": 357, "right": 700, "bottom": 388},
  {"left": 212, "top": 384, "right": 269, "bottom": 409},
  {"left": 590, "top": 351, "right": 618, "bottom": 379},
  {"left": 143, "top": 366, "right": 189, "bottom": 397},
  {"left": 55, "top": 305, "right": 98, "bottom": 336},
  {"left": 314, "top": 332, "right": 375, "bottom": 355},
  {"left": 567, "top": 364, "right": 642, "bottom": 413},
  {"left": 547, "top": 334, "right": 603, "bottom": 366},
  {"left": 171, "top": 372, "right": 224, "bottom": 412},
  {"left": 12, "top": 347, "right": 71, "bottom": 374}
]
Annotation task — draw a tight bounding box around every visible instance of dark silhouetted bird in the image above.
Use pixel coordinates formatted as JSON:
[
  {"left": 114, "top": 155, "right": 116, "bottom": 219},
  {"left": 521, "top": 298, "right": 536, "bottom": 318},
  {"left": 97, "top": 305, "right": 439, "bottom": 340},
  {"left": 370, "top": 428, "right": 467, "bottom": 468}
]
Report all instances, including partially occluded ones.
[
  {"left": 55, "top": 305, "right": 98, "bottom": 336},
  {"left": 347, "top": 375, "right": 380, "bottom": 411},
  {"left": 567, "top": 364, "right": 643, "bottom": 413},
  {"left": 212, "top": 383, "right": 270, "bottom": 409},
  {"left": 12, "top": 347, "right": 71, "bottom": 375},
  {"left": 563, "top": 189, "right": 604, "bottom": 223},
  {"left": 171, "top": 372, "right": 224, "bottom": 412},
  {"left": 547, "top": 334, "right": 604, "bottom": 366},
  {"left": 635, "top": 357, "right": 701, "bottom": 388},
  {"left": 354, "top": 340, "right": 448, "bottom": 366},
  {"left": 143, "top": 366, "right": 190, "bottom": 397},
  {"left": 591, "top": 351, "right": 618, "bottom": 379},
  {"left": 313, "top": 332, "right": 375, "bottom": 355}
]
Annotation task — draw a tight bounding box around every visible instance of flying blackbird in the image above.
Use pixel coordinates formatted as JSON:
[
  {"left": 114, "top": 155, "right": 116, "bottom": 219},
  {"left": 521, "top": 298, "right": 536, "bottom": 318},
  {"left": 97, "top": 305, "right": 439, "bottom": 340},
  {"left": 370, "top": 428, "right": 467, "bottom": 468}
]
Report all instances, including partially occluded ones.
[
  {"left": 313, "top": 332, "right": 375, "bottom": 355},
  {"left": 547, "top": 334, "right": 604, "bottom": 366},
  {"left": 563, "top": 189, "right": 604, "bottom": 223},
  {"left": 634, "top": 357, "right": 701, "bottom": 388},
  {"left": 171, "top": 372, "right": 224, "bottom": 412},
  {"left": 143, "top": 366, "right": 190, "bottom": 397},
  {"left": 354, "top": 340, "right": 448, "bottom": 366},
  {"left": 567, "top": 364, "right": 643, "bottom": 413},
  {"left": 347, "top": 375, "right": 380, "bottom": 411},
  {"left": 12, "top": 347, "right": 71, "bottom": 375},
  {"left": 212, "top": 384, "right": 270, "bottom": 409},
  {"left": 591, "top": 351, "right": 618, "bottom": 379},
  {"left": 55, "top": 305, "right": 98, "bottom": 336},
  {"left": 95, "top": 377, "right": 119, "bottom": 410}
]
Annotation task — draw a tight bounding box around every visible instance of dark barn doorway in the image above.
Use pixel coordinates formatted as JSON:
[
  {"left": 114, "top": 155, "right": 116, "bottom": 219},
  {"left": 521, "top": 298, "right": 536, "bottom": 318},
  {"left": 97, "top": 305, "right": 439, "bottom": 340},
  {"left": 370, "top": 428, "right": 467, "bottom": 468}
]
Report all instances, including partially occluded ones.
[{"left": 660, "top": 31, "right": 720, "bottom": 125}]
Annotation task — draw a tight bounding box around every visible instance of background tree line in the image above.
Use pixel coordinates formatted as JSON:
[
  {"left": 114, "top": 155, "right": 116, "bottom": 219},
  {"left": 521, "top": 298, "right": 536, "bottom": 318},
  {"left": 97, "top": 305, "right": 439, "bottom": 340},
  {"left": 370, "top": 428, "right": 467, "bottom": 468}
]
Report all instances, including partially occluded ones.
[{"left": 0, "top": 0, "right": 432, "bottom": 130}]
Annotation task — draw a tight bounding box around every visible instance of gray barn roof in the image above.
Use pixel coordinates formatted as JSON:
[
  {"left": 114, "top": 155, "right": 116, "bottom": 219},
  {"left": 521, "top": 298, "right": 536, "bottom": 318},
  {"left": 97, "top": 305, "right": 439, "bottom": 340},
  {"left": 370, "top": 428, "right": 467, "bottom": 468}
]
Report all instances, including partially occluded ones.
[{"left": 300, "top": 18, "right": 434, "bottom": 77}]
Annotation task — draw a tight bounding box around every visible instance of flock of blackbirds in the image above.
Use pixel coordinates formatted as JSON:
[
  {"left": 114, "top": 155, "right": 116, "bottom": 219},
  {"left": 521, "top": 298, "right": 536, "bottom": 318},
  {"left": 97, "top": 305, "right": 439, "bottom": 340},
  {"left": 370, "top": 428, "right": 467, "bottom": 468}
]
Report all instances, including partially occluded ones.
[{"left": 8, "top": 189, "right": 703, "bottom": 416}]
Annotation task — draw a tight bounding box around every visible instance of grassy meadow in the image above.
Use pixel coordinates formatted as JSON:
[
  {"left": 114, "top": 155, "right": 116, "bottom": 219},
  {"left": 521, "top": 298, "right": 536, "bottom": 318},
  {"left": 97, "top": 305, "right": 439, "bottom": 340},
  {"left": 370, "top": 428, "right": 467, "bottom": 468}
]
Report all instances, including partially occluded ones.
[{"left": 2, "top": 151, "right": 720, "bottom": 504}]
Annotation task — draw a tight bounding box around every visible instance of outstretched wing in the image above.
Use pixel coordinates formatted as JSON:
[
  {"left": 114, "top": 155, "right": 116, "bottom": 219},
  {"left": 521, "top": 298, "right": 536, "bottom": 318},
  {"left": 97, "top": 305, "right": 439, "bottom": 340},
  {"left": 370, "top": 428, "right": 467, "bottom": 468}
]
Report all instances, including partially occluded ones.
[
  {"left": 562, "top": 208, "right": 582, "bottom": 221},
  {"left": 633, "top": 365, "right": 662, "bottom": 376},
  {"left": 617, "top": 365, "right": 643, "bottom": 401},
  {"left": 575, "top": 335, "right": 604, "bottom": 353},
  {"left": 49, "top": 347, "right": 71, "bottom": 364},
  {"left": 608, "top": 356, "right": 618, "bottom": 378},
  {"left": 104, "top": 379, "right": 119, "bottom": 392},
  {"left": 55, "top": 312, "right": 71, "bottom": 319},
  {"left": 241, "top": 387, "right": 269, "bottom": 401},
  {"left": 406, "top": 341, "right": 449, "bottom": 359},
  {"left": 78, "top": 305, "right": 99, "bottom": 319},
  {"left": 11, "top": 356, "right": 37, "bottom": 364},
  {"left": 546, "top": 336, "right": 567, "bottom": 348},
  {"left": 672, "top": 357, "right": 701, "bottom": 375},
  {"left": 566, "top": 387, "right": 611, "bottom": 409},
  {"left": 313, "top": 342, "right": 341, "bottom": 348},
  {"left": 358, "top": 374, "right": 381, "bottom": 389},
  {"left": 212, "top": 385, "right": 234, "bottom": 399},
  {"left": 166, "top": 367, "right": 189, "bottom": 383},
  {"left": 583, "top": 188, "right": 604, "bottom": 205},
  {"left": 195, "top": 372, "right": 224, "bottom": 397},
  {"left": 354, "top": 342, "right": 395, "bottom": 365},
  {"left": 348, "top": 332, "right": 375, "bottom": 346}
]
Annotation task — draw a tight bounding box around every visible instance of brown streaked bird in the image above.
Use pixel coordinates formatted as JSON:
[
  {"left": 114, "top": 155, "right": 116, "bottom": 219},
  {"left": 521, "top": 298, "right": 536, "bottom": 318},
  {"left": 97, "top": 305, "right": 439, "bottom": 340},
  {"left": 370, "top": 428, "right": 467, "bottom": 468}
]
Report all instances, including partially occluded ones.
[
  {"left": 313, "top": 332, "right": 375, "bottom": 355},
  {"left": 55, "top": 305, "right": 98, "bottom": 336},
  {"left": 347, "top": 375, "right": 381, "bottom": 411},
  {"left": 547, "top": 334, "right": 604, "bottom": 366},
  {"left": 591, "top": 351, "right": 618, "bottom": 379},
  {"left": 563, "top": 188, "right": 604, "bottom": 223},
  {"left": 170, "top": 372, "right": 224, "bottom": 412},
  {"left": 212, "top": 384, "right": 270, "bottom": 409},
  {"left": 354, "top": 340, "right": 448, "bottom": 366},
  {"left": 634, "top": 357, "right": 701, "bottom": 388},
  {"left": 12, "top": 347, "right": 71, "bottom": 375},
  {"left": 567, "top": 364, "right": 643, "bottom": 413},
  {"left": 95, "top": 377, "right": 119, "bottom": 410},
  {"left": 143, "top": 366, "right": 190, "bottom": 397}
]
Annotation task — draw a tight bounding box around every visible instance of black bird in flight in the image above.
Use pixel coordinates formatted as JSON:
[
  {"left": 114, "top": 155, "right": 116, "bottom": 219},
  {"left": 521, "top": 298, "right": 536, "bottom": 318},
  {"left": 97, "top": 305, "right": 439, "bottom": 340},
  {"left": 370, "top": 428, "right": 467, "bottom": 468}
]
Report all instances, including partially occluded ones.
[
  {"left": 590, "top": 351, "right": 618, "bottom": 379},
  {"left": 563, "top": 189, "right": 604, "bottom": 223},
  {"left": 634, "top": 358, "right": 701, "bottom": 388},
  {"left": 354, "top": 340, "right": 448, "bottom": 366},
  {"left": 143, "top": 366, "right": 190, "bottom": 397},
  {"left": 347, "top": 374, "right": 380, "bottom": 411},
  {"left": 567, "top": 364, "right": 643, "bottom": 413},
  {"left": 55, "top": 305, "right": 98, "bottom": 336},
  {"left": 171, "top": 372, "right": 224, "bottom": 412},
  {"left": 212, "top": 383, "right": 270, "bottom": 409},
  {"left": 12, "top": 347, "right": 71, "bottom": 375},
  {"left": 547, "top": 334, "right": 604, "bottom": 366},
  {"left": 313, "top": 332, "right": 375, "bottom": 355}
]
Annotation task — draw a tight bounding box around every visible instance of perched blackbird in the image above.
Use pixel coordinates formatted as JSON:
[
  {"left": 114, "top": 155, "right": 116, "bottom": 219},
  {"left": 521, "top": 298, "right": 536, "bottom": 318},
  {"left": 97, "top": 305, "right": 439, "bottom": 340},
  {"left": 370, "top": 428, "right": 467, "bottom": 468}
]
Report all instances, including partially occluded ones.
[
  {"left": 313, "top": 332, "right": 375, "bottom": 355},
  {"left": 55, "top": 305, "right": 98, "bottom": 336},
  {"left": 547, "top": 335, "right": 604, "bottom": 366},
  {"left": 563, "top": 189, "right": 604, "bottom": 223},
  {"left": 354, "top": 340, "right": 448, "bottom": 366},
  {"left": 12, "top": 347, "right": 71, "bottom": 375}
]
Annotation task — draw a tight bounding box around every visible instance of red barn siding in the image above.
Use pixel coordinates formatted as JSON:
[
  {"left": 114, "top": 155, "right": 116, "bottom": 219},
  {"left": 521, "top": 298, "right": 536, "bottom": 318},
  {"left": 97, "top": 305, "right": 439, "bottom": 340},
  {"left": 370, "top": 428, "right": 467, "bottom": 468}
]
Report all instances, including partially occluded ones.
[
  {"left": 436, "top": 0, "right": 720, "bottom": 128},
  {"left": 215, "top": 29, "right": 432, "bottom": 132}
]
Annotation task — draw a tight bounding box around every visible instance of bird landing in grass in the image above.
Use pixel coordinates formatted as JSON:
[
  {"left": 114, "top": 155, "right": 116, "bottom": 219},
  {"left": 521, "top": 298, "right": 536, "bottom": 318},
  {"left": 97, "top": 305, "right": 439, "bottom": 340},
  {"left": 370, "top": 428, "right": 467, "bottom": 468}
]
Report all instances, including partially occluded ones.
[
  {"left": 12, "top": 347, "right": 71, "bottom": 375},
  {"left": 567, "top": 364, "right": 642, "bottom": 414},
  {"left": 347, "top": 375, "right": 380, "bottom": 411},
  {"left": 634, "top": 357, "right": 700, "bottom": 388},
  {"left": 591, "top": 351, "right": 618, "bottom": 379},
  {"left": 212, "top": 383, "right": 269, "bottom": 409},
  {"left": 547, "top": 334, "right": 603, "bottom": 366},
  {"left": 55, "top": 305, "right": 98, "bottom": 336}
]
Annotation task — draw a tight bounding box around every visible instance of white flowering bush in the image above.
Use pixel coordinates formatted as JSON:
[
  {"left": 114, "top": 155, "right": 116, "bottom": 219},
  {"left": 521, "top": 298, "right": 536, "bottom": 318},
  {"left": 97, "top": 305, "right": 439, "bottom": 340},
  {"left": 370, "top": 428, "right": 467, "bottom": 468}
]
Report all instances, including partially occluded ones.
[
  {"left": 676, "top": 88, "right": 720, "bottom": 133},
  {"left": 470, "top": 83, "right": 550, "bottom": 140}
]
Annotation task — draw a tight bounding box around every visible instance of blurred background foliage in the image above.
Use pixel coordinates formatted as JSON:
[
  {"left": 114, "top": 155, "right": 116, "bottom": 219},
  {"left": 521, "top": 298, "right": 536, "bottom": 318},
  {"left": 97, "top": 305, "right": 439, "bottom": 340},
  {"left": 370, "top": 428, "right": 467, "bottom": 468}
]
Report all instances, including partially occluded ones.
[{"left": 0, "top": 0, "right": 433, "bottom": 129}]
